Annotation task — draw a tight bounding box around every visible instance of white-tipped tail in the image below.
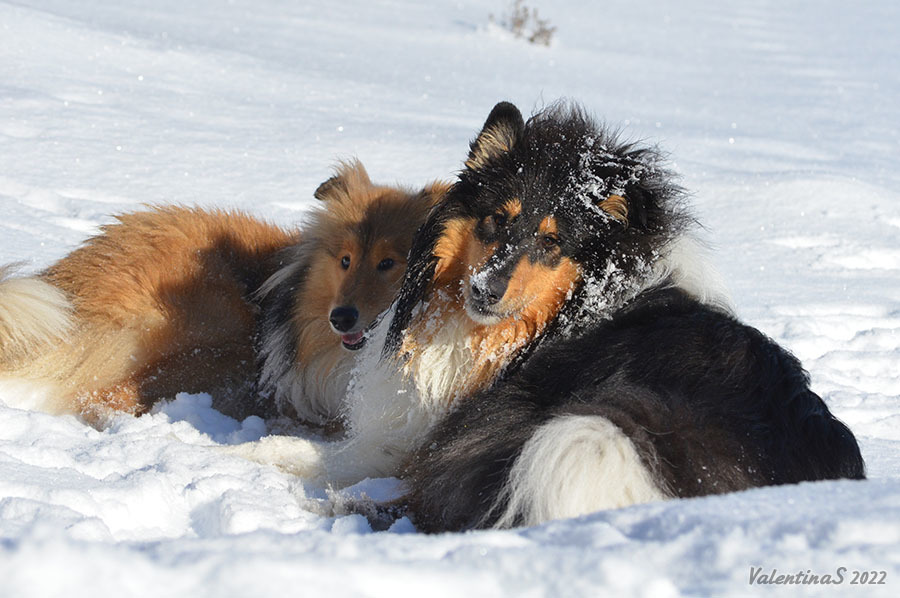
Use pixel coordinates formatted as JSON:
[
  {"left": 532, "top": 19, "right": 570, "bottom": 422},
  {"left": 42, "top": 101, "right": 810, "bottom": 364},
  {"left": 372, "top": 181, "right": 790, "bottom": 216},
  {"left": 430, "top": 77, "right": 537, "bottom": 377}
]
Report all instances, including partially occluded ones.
[
  {"left": 0, "top": 266, "right": 74, "bottom": 361},
  {"left": 491, "top": 415, "right": 668, "bottom": 528}
]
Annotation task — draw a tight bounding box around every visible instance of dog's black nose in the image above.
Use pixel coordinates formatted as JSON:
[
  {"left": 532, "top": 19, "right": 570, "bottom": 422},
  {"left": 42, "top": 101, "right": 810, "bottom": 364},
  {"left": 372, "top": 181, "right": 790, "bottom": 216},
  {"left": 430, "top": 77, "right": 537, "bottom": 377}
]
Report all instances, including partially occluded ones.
[
  {"left": 329, "top": 306, "right": 359, "bottom": 332},
  {"left": 471, "top": 277, "right": 507, "bottom": 306}
]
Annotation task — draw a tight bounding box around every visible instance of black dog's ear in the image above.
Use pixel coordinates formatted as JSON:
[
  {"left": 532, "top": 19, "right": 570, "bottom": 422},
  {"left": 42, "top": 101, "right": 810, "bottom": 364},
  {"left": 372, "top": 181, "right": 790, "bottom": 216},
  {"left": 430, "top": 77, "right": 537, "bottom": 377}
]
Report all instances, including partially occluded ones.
[
  {"left": 597, "top": 185, "right": 651, "bottom": 229},
  {"left": 596, "top": 194, "right": 630, "bottom": 226},
  {"left": 465, "top": 101, "right": 525, "bottom": 170},
  {"left": 314, "top": 160, "right": 372, "bottom": 201},
  {"left": 626, "top": 186, "right": 651, "bottom": 229}
]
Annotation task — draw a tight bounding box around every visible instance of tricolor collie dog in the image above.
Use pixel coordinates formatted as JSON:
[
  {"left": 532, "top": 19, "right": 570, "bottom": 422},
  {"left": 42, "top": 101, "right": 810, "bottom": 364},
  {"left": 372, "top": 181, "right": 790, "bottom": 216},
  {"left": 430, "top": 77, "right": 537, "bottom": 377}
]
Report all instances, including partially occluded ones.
[
  {"left": 0, "top": 161, "right": 447, "bottom": 427},
  {"left": 232, "top": 102, "right": 864, "bottom": 532},
  {"left": 400, "top": 102, "right": 866, "bottom": 531}
]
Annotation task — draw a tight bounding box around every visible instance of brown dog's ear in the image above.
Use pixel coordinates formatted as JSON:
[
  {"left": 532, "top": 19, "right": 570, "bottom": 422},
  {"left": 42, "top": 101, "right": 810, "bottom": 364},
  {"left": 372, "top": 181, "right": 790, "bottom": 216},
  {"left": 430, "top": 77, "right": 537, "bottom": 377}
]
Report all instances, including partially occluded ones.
[
  {"left": 465, "top": 101, "right": 525, "bottom": 170},
  {"left": 314, "top": 159, "right": 372, "bottom": 201},
  {"left": 419, "top": 180, "right": 453, "bottom": 208},
  {"left": 313, "top": 176, "right": 342, "bottom": 201}
]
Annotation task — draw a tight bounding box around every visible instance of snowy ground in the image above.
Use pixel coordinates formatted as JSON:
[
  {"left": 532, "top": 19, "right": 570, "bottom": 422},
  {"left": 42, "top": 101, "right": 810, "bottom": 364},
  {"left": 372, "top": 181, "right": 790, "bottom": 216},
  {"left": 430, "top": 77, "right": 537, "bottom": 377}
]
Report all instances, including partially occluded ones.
[{"left": 1, "top": 0, "right": 899, "bottom": 596}]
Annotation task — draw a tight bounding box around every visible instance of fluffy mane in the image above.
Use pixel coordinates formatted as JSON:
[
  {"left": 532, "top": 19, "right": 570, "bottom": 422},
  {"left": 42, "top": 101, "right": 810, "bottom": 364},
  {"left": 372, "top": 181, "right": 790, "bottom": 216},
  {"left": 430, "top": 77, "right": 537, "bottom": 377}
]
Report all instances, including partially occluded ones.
[{"left": 386, "top": 102, "right": 709, "bottom": 378}]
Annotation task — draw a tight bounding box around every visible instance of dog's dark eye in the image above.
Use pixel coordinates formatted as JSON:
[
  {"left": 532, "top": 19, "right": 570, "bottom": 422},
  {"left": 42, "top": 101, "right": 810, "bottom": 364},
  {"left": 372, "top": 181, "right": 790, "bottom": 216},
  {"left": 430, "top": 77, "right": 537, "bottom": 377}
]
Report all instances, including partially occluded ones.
[
  {"left": 541, "top": 234, "right": 560, "bottom": 249},
  {"left": 492, "top": 213, "right": 508, "bottom": 228},
  {"left": 377, "top": 258, "right": 395, "bottom": 271},
  {"left": 340, "top": 255, "right": 351, "bottom": 269}
]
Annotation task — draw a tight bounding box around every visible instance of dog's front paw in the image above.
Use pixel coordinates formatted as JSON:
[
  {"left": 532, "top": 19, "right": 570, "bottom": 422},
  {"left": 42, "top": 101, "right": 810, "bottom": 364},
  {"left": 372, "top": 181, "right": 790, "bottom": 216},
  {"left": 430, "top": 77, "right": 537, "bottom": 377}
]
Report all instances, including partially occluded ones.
[{"left": 217, "top": 435, "right": 325, "bottom": 480}]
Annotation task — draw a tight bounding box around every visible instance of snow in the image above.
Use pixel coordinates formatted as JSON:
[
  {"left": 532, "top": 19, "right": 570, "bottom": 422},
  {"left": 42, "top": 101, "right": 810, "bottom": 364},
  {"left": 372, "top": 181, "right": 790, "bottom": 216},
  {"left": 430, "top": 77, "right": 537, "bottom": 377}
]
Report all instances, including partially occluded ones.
[{"left": 1, "top": 0, "right": 899, "bottom": 595}]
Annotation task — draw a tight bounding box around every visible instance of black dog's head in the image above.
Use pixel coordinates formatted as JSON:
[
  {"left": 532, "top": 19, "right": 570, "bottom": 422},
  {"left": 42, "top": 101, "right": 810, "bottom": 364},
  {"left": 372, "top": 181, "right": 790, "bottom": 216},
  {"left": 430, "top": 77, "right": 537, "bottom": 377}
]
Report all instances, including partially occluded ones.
[{"left": 387, "top": 101, "right": 690, "bottom": 355}]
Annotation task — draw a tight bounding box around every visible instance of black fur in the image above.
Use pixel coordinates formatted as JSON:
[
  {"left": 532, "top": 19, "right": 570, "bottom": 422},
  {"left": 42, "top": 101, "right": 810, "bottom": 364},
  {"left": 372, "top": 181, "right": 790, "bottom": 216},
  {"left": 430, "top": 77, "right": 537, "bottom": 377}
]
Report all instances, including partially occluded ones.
[
  {"left": 399, "top": 101, "right": 865, "bottom": 532},
  {"left": 253, "top": 241, "right": 309, "bottom": 417},
  {"left": 387, "top": 102, "right": 690, "bottom": 358}
]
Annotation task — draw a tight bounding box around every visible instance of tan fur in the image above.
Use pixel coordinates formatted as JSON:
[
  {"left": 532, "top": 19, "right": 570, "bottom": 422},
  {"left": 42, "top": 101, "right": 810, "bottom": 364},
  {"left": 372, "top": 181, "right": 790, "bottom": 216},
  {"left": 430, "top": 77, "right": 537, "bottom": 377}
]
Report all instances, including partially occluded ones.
[
  {"left": 502, "top": 198, "right": 523, "bottom": 219},
  {"left": 1, "top": 165, "right": 450, "bottom": 426},
  {"left": 465, "top": 123, "right": 521, "bottom": 171},
  {"left": 598, "top": 194, "right": 629, "bottom": 224},
  {"left": 273, "top": 164, "right": 448, "bottom": 424},
  {"left": 0, "top": 265, "right": 73, "bottom": 361},
  {"left": 402, "top": 215, "right": 581, "bottom": 400},
  {"left": 1, "top": 207, "right": 293, "bottom": 423},
  {"left": 295, "top": 169, "right": 445, "bottom": 367},
  {"left": 538, "top": 216, "right": 558, "bottom": 237},
  {"left": 432, "top": 217, "right": 479, "bottom": 286}
]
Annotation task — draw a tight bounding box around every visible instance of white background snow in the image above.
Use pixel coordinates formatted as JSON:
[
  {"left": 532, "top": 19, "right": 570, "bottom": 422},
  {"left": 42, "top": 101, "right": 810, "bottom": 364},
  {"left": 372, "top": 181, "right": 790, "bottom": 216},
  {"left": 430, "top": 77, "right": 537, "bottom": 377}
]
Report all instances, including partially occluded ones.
[{"left": 1, "top": 0, "right": 899, "bottom": 595}]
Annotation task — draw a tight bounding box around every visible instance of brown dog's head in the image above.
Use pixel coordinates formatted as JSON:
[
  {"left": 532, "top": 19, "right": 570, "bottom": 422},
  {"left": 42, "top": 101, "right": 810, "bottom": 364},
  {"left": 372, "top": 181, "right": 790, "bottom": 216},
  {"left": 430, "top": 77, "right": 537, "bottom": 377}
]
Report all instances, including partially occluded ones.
[
  {"left": 292, "top": 160, "right": 448, "bottom": 356},
  {"left": 256, "top": 160, "right": 449, "bottom": 423}
]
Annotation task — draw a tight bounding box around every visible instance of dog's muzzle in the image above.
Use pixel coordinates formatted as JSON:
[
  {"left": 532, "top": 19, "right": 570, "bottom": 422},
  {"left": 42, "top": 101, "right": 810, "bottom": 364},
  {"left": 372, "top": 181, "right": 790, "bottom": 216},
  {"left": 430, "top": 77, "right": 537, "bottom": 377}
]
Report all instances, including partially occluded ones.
[{"left": 330, "top": 306, "right": 366, "bottom": 350}]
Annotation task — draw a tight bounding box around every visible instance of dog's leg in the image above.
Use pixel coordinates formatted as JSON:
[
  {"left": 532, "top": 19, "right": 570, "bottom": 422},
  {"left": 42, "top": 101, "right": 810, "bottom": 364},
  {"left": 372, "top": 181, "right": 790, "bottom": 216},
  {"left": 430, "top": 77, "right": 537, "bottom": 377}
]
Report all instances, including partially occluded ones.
[
  {"left": 320, "top": 434, "right": 408, "bottom": 488},
  {"left": 218, "top": 435, "right": 327, "bottom": 480},
  {"left": 332, "top": 493, "right": 410, "bottom": 532},
  {"left": 220, "top": 429, "right": 409, "bottom": 488}
]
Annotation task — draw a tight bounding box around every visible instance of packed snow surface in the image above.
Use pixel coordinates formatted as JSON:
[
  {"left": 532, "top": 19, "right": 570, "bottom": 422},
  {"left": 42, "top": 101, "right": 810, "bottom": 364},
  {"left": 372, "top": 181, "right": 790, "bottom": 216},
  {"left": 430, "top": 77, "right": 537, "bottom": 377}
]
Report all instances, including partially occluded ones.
[{"left": 1, "top": 0, "right": 899, "bottom": 596}]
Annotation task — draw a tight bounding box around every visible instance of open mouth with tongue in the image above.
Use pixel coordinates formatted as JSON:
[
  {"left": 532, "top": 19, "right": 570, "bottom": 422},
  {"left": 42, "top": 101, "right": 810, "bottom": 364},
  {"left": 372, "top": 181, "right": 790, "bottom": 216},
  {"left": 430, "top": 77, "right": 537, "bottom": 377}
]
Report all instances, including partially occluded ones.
[{"left": 340, "top": 331, "right": 366, "bottom": 351}]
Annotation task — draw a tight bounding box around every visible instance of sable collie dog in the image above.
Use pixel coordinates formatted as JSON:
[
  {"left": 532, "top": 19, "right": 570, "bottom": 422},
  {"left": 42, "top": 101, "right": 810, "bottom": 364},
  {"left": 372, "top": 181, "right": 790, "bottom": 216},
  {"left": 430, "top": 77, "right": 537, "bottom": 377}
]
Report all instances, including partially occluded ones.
[
  {"left": 0, "top": 161, "right": 446, "bottom": 426},
  {"left": 232, "top": 102, "right": 864, "bottom": 533}
]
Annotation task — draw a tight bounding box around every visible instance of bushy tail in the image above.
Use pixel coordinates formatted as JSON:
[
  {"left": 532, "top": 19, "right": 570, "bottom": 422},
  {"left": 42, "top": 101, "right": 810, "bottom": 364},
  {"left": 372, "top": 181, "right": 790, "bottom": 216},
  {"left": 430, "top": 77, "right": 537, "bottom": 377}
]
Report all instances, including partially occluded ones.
[
  {"left": 0, "top": 265, "right": 73, "bottom": 363},
  {"left": 784, "top": 387, "right": 866, "bottom": 482}
]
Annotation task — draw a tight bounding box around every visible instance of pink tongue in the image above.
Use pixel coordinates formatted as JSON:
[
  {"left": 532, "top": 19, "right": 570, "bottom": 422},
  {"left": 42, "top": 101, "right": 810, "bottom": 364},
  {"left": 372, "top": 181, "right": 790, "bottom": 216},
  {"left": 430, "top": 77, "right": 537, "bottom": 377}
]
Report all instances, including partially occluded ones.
[{"left": 342, "top": 331, "right": 364, "bottom": 345}]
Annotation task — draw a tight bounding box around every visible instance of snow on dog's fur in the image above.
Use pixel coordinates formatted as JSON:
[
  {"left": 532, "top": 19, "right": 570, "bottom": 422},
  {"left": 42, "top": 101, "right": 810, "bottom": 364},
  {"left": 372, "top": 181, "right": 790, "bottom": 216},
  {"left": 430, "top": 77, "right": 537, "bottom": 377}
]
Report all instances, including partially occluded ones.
[
  {"left": 403, "top": 102, "right": 865, "bottom": 531},
  {"left": 0, "top": 161, "right": 446, "bottom": 427},
  {"left": 231, "top": 102, "right": 864, "bottom": 534},
  {"left": 225, "top": 102, "right": 733, "bottom": 488}
]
